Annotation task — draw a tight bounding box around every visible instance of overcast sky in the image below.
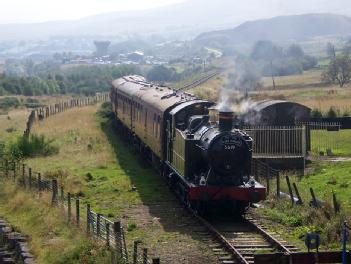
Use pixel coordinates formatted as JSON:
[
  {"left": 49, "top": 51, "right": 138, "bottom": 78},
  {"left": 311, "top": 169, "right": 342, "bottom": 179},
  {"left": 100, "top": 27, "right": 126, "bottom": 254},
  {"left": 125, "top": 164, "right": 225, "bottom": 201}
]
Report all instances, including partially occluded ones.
[{"left": 0, "top": 0, "right": 185, "bottom": 24}]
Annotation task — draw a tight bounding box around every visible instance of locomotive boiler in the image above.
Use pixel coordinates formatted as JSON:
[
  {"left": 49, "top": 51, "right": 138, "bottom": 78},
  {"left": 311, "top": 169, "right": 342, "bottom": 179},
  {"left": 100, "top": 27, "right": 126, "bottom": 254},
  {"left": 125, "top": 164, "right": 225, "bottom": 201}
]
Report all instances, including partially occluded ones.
[{"left": 110, "top": 75, "right": 265, "bottom": 214}]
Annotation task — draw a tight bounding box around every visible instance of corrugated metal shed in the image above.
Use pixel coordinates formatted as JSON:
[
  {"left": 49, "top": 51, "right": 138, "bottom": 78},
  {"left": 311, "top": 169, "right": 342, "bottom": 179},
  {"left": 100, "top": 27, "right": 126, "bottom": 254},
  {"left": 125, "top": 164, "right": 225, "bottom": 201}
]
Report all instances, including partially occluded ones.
[{"left": 244, "top": 100, "right": 311, "bottom": 125}]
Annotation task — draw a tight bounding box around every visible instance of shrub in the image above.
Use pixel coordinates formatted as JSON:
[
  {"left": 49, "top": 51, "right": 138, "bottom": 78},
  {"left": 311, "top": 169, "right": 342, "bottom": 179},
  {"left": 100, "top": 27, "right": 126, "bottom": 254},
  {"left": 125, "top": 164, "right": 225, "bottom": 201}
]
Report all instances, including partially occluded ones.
[
  {"left": 343, "top": 110, "right": 350, "bottom": 117},
  {"left": 310, "top": 108, "right": 323, "bottom": 118},
  {"left": 127, "top": 223, "right": 137, "bottom": 232},
  {"left": 24, "top": 98, "right": 43, "bottom": 108},
  {"left": 85, "top": 172, "right": 94, "bottom": 182},
  {"left": 8, "top": 134, "right": 59, "bottom": 160},
  {"left": 97, "top": 102, "right": 113, "bottom": 118},
  {"left": 326, "top": 107, "right": 338, "bottom": 118},
  {"left": 0, "top": 97, "right": 20, "bottom": 110}
]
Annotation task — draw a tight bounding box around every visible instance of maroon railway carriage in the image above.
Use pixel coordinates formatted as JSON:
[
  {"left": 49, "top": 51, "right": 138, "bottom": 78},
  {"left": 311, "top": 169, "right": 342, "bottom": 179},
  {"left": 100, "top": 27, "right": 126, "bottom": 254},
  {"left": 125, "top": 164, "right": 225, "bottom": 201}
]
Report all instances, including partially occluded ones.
[{"left": 110, "top": 75, "right": 265, "bottom": 214}]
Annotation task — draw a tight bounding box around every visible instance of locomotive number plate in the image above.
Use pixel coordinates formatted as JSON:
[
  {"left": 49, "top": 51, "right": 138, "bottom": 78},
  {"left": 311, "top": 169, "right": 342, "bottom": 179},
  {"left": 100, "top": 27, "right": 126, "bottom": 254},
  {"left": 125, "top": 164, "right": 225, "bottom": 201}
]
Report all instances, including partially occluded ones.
[
  {"left": 224, "top": 145, "right": 236, "bottom": 150},
  {"left": 222, "top": 136, "right": 242, "bottom": 146}
]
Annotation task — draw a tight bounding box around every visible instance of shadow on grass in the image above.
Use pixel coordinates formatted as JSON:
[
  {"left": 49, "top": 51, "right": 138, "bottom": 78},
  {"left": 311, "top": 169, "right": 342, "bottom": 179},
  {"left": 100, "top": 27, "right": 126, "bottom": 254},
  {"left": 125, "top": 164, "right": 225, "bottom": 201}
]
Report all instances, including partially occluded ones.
[{"left": 100, "top": 116, "right": 202, "bottom": 235}]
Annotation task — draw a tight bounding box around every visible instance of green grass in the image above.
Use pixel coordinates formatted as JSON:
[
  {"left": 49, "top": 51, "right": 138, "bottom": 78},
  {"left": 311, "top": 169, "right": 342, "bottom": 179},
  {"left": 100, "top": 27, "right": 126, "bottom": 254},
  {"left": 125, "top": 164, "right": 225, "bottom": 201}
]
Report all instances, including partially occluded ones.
[
  {"left": 258, "top": 161, "right": 351, "bottom": 249},
  {"left": 23, "top": 106, "right": 220, "bottom": 264},
  {"left": 311, "top": 129, "right": 351, "bottom": 156},
  {"left": 0, "top": 181, "right": 111, "bottom": 264},
  {"left": 27, "top": 110, "right": 170, "bottom": 218}
]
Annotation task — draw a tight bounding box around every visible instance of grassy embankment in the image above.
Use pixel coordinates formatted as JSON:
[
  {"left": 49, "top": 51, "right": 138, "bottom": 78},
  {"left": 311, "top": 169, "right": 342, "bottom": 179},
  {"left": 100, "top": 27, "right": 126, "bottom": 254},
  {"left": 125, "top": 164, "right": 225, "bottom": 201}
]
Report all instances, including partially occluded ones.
[
  {"left": 0, "top": 182, "right": 110, "bottom": 264},
  {"left": 24, "top": 104, "right": 217, "bottom": 264},
  {"left": 0, "top": 100, "right": 113, "bottom": 263},
  {"left": 257, "top": 161, "right": 351, "bottom": 249}
]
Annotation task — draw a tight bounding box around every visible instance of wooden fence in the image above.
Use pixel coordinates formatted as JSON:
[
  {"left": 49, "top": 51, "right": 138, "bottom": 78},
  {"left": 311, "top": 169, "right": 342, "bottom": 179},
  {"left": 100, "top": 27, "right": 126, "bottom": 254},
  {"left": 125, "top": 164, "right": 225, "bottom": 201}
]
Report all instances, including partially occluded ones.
[
  {"left": 0, "top": 159, "right": 161, "bottom": 264},
  {"left": 24, "top": 93, "right": 110, "bottom": 137}
]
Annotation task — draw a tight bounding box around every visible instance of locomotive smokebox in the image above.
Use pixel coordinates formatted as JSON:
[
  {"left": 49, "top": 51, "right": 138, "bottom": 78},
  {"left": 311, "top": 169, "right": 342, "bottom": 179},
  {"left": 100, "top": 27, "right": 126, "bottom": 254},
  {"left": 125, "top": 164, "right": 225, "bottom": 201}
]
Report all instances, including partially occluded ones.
[{"left": 218, "top": 111, "right": 234, "bottom": 131}]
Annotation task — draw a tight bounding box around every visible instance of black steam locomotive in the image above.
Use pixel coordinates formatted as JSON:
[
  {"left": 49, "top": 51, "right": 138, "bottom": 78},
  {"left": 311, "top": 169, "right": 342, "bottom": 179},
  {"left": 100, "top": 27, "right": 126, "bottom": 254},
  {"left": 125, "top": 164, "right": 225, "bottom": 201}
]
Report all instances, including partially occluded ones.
[{"left": 110, "top": 75, "right": 265, "bottom": 214}]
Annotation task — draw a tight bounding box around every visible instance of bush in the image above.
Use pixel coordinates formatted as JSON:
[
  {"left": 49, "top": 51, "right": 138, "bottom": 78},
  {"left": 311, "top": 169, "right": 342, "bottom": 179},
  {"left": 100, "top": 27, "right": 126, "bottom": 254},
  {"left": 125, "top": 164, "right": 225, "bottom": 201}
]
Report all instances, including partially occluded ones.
[
  {"left": 0, "top": 97, "right": 20, "bottom": 110},
  {"left": 8, "top": 134, "right": 59, "bottom": 160},
  {"left": 343, "top": 110, "right": 350, "bottom": 117},
  {"left": 24, "top": 98, "right": 43, "bottom": 108},
  {"left": 326, "top": 107, "right": 338, "bottom": 118},
  {"left": 311, "top": 108, "right": 323, "bottom": 118},
  {"left": 97, "top": 102, "right": 113, "bottom": 118}
]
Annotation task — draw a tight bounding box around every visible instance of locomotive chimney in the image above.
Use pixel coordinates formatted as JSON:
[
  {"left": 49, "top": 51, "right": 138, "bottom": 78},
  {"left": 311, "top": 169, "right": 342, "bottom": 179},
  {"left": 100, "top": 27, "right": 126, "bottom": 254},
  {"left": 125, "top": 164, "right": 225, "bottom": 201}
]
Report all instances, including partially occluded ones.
[{"left": 218, "top": 111, "right": 234, "bottom": 131}]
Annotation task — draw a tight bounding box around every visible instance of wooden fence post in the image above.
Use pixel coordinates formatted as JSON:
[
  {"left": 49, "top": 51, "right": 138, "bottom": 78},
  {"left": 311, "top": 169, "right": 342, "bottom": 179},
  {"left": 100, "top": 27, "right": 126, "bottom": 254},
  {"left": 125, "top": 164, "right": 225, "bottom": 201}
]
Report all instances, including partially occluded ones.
[
  {"left": 60, "top": 186, "right": 64, "bottom": 207},
  {"left": 143, "top": 248, "right": 148, "bottom": 264},
  {"left": 106, "top": 223, "right": 110, "bottom": 248},
  {"left": 266, "top": 166, "right": 270, "bottom": 195},
  {"left": 310, "top": 188, "right": 318, "bottom": 207},
  {"left": 133, "top": 241, "right": 141, "bottom": 264},
  {"left": 13, "top": 161, "right": 16, "bottom": 181},
  {"left": 22, "top": 164, "right": 25, "bottom": 177},
  {"left": 76, "top": 198, "right": 80, "bottom": 226},
  {"left": 67, "top": 192, "right": 71, "bottom": 222},
  {"left": 28, "top": 168, "right": 32, "bottom": 189},
  {"left": 114, "top": 222, "right": 122, "bottom": 257},
  {"left": 332, "top": 192, "right": 340, "bottom": 214},
  {"left": 37, "top": 173, "right": 41, "bottom": 194},
  {"left": 276, "top": 172, "right": 280, "bottom": 198},
  {"left": 97, "top": 214, "right": 101, "bottom": 237},
  {"left": 5, "top": 160, "right": 8, "bottom": 177},
  {"left": 293, "top": 183, "right": 303, "bottom": 205},
  {"left": 86, "top": 204, "right": 91, "bottom": 234},
  {"left": 285, "top": 176, "right": 294, "bottom": 206},
  {"left": 52, "top": 179, "right": 58, "bottom": 206}
]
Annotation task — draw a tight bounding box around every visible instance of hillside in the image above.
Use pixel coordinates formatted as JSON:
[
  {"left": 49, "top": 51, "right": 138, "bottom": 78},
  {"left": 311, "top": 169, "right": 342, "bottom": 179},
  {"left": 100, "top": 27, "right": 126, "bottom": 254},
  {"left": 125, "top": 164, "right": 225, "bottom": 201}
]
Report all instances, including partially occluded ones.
[
  {"left": 1, "top": 0, "right": 351, "bottom": 40},
  {"left": 195, "top": 13, "right": 351, "bottom": 47}
]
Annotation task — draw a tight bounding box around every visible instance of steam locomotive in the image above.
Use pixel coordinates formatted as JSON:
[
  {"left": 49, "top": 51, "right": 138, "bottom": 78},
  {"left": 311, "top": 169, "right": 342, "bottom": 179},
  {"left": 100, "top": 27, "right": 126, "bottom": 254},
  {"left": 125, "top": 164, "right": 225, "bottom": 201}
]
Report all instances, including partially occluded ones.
[{"left": 110, "top": 75, "right": 266, "bottom": 214}]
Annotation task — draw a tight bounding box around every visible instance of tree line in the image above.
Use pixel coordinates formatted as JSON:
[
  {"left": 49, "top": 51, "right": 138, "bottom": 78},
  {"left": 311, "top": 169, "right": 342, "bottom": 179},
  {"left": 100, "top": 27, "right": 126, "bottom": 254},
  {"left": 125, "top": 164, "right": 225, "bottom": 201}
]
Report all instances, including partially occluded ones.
[
  {"left": 0, "top": 63, "right": 139, "bottom": 96},
  {"left": 250, "top": 41, "right": 317, "bottom": 77}
]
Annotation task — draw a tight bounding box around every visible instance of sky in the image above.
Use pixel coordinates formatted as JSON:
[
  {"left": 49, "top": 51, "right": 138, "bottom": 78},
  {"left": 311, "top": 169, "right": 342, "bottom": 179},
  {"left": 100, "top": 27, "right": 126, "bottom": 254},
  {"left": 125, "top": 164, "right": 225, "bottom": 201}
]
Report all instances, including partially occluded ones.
[{"left": 0, "top": 0, "right": 185, "bottom": 24}]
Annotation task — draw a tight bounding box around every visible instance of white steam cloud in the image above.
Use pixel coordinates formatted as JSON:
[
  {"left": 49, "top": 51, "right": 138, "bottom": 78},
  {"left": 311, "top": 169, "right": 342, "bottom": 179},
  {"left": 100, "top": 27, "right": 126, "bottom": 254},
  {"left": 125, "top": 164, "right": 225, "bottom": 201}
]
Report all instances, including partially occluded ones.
[{"left": 218, "top": 58, "right": 261, "bottom": 114}]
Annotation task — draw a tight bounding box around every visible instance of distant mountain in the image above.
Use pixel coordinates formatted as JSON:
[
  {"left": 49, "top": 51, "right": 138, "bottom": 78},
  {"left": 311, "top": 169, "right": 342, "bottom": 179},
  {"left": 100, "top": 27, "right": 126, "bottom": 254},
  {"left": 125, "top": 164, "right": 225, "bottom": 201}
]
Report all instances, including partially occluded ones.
[
  {"left": 1, "top": 0, "right": 351, "bottom": 41},
  {"left": 195, "top": 14, "right": 351, "bottom": 47}
]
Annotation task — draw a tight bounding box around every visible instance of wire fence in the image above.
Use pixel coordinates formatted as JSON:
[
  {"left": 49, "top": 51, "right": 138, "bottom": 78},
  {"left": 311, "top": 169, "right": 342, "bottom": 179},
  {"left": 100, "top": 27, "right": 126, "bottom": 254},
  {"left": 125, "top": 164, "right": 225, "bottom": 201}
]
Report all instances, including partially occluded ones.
[{"left": 0, "top": 159, "right": 161, "bottom": 264}]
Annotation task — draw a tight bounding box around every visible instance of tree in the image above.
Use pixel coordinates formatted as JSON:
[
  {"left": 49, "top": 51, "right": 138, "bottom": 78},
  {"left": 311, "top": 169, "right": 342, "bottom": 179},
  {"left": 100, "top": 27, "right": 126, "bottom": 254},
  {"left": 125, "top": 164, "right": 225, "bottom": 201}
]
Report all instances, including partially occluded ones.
[
  {"left": 326, "top": 42, "right": 336, "bottom": 60},
  {"left": 146, "top": 66, "right": 179, "bottom": 82},
  {"left": 322, "top": 53, "right": 351, "bottom": 87},
  {"left": 250, "top": 41, "right": 283, "bottom": 61},
  {"left": 286, "top": 44, "right": 304, "bottom": 58}
]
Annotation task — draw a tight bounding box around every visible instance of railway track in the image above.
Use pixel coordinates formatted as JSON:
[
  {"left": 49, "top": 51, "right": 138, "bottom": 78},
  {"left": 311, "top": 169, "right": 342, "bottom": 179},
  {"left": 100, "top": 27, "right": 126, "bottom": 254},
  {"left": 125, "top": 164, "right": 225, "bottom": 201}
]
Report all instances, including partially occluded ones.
[
  {"left": 177, "top": 70, "right": 221, "bottom": 91},
  {"left": 190, "top": 210, "right": 298, "bottom": 264}
]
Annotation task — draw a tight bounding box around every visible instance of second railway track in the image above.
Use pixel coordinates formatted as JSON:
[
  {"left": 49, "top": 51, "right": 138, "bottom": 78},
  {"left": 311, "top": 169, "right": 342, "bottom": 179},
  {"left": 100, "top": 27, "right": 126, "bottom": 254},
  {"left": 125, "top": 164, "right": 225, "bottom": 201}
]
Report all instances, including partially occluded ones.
[{"left": 191, "top": 210, "right": 298, "bottom": 264}]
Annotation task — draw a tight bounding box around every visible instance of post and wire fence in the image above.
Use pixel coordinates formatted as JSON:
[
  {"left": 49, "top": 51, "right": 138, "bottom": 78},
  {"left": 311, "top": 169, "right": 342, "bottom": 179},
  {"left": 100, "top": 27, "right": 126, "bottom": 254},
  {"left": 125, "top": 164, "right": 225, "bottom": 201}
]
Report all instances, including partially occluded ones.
[{"left": 0, "top": 158, "right": 161, "bottom": 264}]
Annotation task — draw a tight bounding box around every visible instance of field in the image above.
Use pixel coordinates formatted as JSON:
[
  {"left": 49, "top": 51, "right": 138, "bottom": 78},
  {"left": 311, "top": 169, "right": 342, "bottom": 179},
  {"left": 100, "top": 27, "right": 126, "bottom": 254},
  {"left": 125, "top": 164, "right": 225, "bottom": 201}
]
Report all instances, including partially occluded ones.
[
  {"left": 23, "top": 105, "right": 217, "bottom": 264},
  {"left": 191, "top": 69, "right": 351, "bottom": 113},
  {"left": 0, "top": 108, "right": 30, "bottom": 140},
  {"left": 310, "top": 129, "right": 351, "bottom": 156}
]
